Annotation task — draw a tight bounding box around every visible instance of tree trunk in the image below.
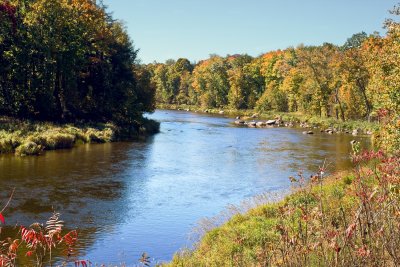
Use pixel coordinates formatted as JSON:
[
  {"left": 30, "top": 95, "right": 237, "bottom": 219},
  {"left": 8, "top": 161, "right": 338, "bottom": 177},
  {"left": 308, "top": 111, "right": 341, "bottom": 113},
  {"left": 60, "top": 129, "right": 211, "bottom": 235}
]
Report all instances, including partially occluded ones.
[
  {"left": 335, "top": 87, "right": 345, "bottom": 121},
  {"left": 356, "top": 79, "right": 372, "bottom": 120}
]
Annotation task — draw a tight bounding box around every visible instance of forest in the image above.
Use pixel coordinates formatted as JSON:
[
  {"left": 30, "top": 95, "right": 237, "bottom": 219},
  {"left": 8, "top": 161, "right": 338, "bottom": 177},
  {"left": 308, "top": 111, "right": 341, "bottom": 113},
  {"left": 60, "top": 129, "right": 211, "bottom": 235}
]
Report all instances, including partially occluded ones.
[
  {"left": 0, "top": 0, "right": 400, "bottom": 266},
  {"left": 148, "top": 33, "right": 393, "bottom": 122},
  {"left": 0, "top": 0, "right": 155, "bottom": 125},
  {"left": 145, "top": 15, "right": 399, "bottom": 153}
]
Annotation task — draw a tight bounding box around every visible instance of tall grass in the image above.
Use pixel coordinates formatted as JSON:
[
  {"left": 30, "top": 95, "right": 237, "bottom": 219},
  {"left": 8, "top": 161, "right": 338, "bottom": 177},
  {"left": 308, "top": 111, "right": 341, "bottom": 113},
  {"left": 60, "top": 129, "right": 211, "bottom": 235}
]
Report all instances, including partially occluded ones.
[{"left": 0, "top": 117, "right": 159, "bottom": 156}]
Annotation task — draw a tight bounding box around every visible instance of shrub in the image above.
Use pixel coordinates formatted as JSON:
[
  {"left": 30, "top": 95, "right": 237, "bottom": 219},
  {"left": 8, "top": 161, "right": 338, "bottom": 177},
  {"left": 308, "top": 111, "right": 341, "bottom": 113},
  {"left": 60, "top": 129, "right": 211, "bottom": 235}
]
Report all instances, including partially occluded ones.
[
  {"left": 15, "top": 141, "right": 42, "bottom": 156},
  {"left": 65, "top": 126, "right": 88, "bottom": 143},
  {"left": 44, "top": 133, "right": 75, "bottom": 150},
  {"left": 0, "top": 137, "right": 20, "bottom": 154},
  {"left": 85, "top": 128, "right": 106, "bottom": 143}
]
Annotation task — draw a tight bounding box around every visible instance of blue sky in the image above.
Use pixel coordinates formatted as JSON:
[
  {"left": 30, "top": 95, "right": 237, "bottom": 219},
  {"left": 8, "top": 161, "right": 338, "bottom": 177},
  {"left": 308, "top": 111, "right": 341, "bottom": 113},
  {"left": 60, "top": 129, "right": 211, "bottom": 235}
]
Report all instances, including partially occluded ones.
[{"left": 102, "top": 0, "right": 397, "bottom": 63}]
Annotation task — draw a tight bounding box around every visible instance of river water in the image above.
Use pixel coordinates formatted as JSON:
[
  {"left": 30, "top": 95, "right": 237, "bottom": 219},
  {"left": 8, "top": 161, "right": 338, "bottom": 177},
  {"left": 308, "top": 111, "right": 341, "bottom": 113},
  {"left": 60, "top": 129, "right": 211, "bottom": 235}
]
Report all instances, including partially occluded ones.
[{"left": 0, "top": 110, "right": 369, "bottom": 265}]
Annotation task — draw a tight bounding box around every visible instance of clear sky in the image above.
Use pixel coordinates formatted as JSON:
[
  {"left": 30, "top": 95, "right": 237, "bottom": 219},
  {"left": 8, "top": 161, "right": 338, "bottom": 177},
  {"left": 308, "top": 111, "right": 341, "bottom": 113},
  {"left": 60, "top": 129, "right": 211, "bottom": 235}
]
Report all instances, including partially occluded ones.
[{"left": 102, "top": 0, "right": 398, "bottom": 64}]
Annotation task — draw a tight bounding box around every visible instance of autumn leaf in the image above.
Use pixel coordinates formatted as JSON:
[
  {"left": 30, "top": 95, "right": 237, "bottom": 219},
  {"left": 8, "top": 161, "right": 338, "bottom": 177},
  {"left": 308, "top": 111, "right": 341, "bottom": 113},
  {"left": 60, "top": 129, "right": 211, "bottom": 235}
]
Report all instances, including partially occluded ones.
[{"left": 0, "top": 213, "right": 5, "bottom": 224}]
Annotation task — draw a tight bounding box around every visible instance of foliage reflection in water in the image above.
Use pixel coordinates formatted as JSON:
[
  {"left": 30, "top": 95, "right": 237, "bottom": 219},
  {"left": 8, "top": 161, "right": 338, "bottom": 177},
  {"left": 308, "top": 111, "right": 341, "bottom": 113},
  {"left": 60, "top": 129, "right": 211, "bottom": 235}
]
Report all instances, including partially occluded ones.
[{"left": 0, "top": 110, "right": 369, "bottom": 265}]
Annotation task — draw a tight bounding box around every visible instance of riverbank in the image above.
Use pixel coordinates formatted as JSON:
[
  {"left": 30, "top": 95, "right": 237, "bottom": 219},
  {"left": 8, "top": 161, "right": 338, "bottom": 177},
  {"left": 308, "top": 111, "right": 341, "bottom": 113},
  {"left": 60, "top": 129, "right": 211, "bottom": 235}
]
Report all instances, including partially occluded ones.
[
  {"left": 0, "top": 117, "right": 159, "bottom": 156},
  {"left": 165, "top": 150, "right": 399, "bottom": 266},
  {"left": 157, "top": 104, "right": 379, "bottom": 136}
]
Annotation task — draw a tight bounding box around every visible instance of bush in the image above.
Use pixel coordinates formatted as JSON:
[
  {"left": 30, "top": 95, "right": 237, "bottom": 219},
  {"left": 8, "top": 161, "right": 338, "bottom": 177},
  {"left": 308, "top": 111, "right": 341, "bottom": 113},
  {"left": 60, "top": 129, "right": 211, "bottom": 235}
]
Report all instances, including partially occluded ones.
[
  {"left": 85, "top": 128, "right": 107, "bottom": 143},
  {"left": 0, "top": 136, "right": 20, "bottom": 154},
  {"left": 65, "top": 126, "right": 88, "bottom": 143},
  {"left": 15, "top": 141, "right": 42, "bottom": 156},
  {"left": 44, "top": 133, "right": 75, "bottom": 150}
]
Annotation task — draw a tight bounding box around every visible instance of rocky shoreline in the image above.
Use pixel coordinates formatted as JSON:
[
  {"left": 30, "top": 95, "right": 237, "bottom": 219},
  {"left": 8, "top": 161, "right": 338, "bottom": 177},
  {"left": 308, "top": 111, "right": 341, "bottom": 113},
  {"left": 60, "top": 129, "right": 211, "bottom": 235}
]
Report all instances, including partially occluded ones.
[
  {"left": 169, "top": 106, "right": 377, "bottom": 138},
  {"left": 233, "top": 113, "right": 373, "bottom": 137}
]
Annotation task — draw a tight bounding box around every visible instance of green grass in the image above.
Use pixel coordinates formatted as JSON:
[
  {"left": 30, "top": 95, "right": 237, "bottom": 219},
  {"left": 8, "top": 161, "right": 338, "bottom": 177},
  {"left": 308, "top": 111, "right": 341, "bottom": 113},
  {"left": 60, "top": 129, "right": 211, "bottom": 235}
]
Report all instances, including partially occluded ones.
[
  {"left": 0, "top": 117, "right": 160, "bottom": 156},
  {"left": 164, "top": 173, "right": 354, "bottom": 267}
]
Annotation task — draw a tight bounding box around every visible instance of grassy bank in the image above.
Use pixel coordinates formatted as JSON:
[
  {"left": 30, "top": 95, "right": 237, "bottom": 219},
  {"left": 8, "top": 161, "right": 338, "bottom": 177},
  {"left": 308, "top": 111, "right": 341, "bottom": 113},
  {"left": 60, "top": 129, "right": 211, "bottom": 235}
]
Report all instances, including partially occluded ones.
[
  {"left": 165, "top": 151, "right": 400, "bottom": 266},
  {"left": 157, "top": 104, "right": 379, "bottom": 135},
  {"left": 0, "top": 117, "right": 159, "bottom": 156}
]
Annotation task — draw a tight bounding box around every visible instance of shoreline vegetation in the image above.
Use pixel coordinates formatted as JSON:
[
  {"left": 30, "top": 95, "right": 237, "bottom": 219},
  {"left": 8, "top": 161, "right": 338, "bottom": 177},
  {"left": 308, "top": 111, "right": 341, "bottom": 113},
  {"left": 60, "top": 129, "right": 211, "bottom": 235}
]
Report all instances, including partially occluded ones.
[
  {"left": 0, "top": 116, "right": 159, "bottom": 156},
  {"left": 0, "top": 0, "right": 160, "bottom": 157},
  {"left": 152, "top": 7, "right": 400, "bottom": 262},
  {"left": 158, "top": 103, "right": 379, "bottom": 136},
  {"left": 164, "top": 150, "right": 400, "bottom": 266},
  {"left": 1, "top": 0, "right": 399, "bottom": 266}
]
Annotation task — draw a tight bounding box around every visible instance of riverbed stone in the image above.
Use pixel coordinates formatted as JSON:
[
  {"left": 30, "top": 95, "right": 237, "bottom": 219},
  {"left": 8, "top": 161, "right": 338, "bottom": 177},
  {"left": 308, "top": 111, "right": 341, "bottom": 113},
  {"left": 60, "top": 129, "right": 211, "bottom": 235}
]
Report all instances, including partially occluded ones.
[
  {"left": 256, "top": 121, "right": 265, "bottom": 127},
  {"left": 352, "top": 129, "right": 360, "bottom": 136},
  {"left": 234, "top": 120, "right": 245, "bottom": 125},
  {"left": 247, "top": 121, "right": 257, "bottom": 127}
]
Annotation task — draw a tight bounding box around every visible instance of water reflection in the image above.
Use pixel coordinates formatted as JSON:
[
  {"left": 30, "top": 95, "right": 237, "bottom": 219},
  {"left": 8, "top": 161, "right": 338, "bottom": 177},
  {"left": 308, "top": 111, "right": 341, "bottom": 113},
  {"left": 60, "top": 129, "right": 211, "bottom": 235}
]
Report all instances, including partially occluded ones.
[{"left": 0, "top": 110, "right": 369, "bottom": 265}]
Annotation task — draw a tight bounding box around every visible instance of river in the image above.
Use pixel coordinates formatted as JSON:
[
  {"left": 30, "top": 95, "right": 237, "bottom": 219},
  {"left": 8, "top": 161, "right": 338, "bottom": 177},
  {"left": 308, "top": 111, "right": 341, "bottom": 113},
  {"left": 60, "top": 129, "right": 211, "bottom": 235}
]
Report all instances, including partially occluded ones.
[{"left": 0, "top": 110, "right": 369, "bottom": 265}]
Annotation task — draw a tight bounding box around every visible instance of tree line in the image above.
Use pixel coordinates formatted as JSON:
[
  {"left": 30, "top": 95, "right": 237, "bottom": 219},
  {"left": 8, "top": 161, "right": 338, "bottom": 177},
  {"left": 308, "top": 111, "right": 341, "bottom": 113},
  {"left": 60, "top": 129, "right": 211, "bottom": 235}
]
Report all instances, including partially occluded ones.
[
  {"left": 0, "top": 0, "right": 155, "bottom": 125},
  {"left": 145, "top": 28, "right": 399, "bottom": 124}
]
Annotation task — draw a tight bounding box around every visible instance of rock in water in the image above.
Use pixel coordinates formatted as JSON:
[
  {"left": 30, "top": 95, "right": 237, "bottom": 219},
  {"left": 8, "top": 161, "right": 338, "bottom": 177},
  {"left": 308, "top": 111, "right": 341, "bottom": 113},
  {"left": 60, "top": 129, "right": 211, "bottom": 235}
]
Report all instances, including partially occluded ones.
[
  {"left": 247, "top": 121, "right": 257, "bottom": 128},
  {"left": 256, "top": 121, "right": 265, "bottom": 127}
]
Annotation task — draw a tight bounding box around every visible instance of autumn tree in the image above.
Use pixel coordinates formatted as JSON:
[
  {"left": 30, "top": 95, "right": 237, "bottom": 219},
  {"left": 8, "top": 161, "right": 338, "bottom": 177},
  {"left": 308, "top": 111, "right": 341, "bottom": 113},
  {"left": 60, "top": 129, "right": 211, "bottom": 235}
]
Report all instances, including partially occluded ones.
[
  {"left": 191, "top": 56, "right": 229, "bottom": 108},
  {"left": 0, "top": 0, "right": 155, "bottom": 125}
]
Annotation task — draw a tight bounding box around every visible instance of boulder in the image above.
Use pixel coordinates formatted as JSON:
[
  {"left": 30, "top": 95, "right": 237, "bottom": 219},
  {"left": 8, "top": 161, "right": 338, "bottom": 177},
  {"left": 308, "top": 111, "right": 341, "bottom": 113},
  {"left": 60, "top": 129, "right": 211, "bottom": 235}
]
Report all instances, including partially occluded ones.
[
  {"left": 256, "top": 121, "right": 265, "bottom": 127},
  {"left": 219, "top": 110, "right": 224, "bottom": 114},
  {"left": 266, "top": 120, "right": 276, "bottom": 125},
  {"left": 303, "top": 131, "right": 314, "bottom": 135},
  {"left": 325, "top": 128, "right": 334, "bottom": 134},
  {"left": 234, "top": 120, "right": 245, "bottom": 125},
  {"left": 352, "top": 129, "right": 359, "bottom": 136},
  {"left": 247, "top": 121, "right": 257, "bottom": 128}
]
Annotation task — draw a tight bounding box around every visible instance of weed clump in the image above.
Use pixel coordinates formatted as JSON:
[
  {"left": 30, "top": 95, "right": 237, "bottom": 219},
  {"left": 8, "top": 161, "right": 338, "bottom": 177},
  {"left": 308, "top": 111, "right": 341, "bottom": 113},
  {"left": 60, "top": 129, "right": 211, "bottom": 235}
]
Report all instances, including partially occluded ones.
[{"left": 15, "top": 141, "right": 42, "bottom": 156}]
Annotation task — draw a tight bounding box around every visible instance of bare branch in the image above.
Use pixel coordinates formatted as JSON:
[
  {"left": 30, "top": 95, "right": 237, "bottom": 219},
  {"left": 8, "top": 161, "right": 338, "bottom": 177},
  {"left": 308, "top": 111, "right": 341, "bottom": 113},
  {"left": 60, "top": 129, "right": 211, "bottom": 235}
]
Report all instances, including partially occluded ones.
[{"left": 1, "top": 188, "right": 15, "bottom": 214}]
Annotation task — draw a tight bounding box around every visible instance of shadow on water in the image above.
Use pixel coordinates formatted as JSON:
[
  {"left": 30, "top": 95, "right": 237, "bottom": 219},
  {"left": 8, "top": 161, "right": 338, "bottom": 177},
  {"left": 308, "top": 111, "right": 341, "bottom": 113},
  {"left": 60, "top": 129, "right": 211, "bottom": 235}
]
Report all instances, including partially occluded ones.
[
  {"left": 0, "top": 110, "right": 370, "bottom": 265},
  {"left": 0, "top": 140, "right": 154, "bottom": 257}
]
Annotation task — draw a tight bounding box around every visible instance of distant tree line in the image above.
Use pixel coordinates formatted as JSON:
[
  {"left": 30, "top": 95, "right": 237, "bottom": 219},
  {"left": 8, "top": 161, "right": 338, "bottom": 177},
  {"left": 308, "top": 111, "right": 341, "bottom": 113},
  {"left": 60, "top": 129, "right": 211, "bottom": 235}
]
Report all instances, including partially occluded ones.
[
  {"left": 145, "top": 31, "right": 399, "bottom": 123},
  {"left": 0, "top": 0, "right": 155, "bottom": 125}
]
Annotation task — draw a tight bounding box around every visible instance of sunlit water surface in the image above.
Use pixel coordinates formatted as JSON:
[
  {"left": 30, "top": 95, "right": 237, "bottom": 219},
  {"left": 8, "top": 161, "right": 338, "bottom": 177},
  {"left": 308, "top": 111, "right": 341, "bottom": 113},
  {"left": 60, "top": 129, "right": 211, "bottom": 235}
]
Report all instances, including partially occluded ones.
[{"left": 0, "top": 110, "right": 369, "bottom": 265}]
